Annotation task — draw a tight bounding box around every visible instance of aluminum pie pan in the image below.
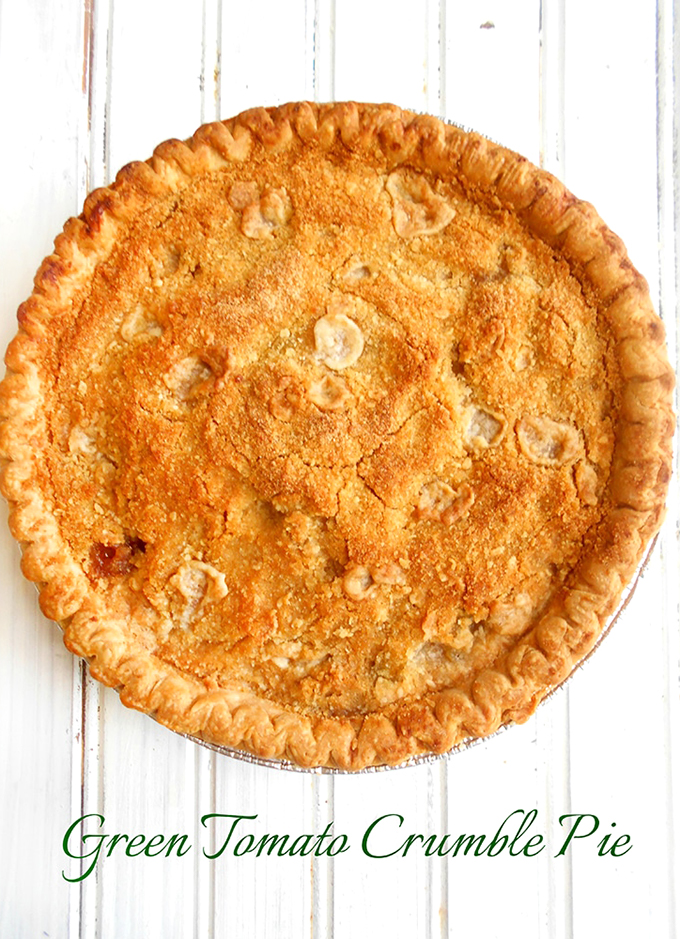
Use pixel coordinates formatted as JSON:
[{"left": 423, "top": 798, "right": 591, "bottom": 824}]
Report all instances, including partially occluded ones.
[{"left": 170, "top": 536, "right": 658, "bottom": 775}]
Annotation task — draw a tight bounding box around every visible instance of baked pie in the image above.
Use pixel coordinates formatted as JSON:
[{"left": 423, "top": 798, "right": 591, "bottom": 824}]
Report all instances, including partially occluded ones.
[{"left": 0, "top": 102, "right": 674, "bottom": 769}]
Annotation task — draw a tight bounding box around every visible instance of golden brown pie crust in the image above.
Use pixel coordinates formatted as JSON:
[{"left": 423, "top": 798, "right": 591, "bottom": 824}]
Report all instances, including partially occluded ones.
[{"left": 0, "top": 102, "right": 674, "bottom": 769}]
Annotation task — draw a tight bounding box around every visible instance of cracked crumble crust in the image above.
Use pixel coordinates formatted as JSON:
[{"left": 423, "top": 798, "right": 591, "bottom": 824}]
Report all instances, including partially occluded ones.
[{"left": 0, "top": 102, "right": 674, "bottom": 768}]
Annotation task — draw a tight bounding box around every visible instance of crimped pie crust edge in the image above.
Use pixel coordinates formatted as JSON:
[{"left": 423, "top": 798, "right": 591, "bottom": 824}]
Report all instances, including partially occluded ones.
[{"left": 0, "top": 101, "right": 674, "bottom": 769}]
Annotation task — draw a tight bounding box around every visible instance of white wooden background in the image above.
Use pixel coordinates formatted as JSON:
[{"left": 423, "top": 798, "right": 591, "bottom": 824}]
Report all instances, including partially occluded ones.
[{"left": 0, "top": 0, "right": 678, "bottom": 936}]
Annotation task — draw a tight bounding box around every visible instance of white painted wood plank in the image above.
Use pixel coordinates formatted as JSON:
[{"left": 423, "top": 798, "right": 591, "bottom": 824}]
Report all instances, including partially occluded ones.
[
  {"left": 536, "top": 4, "right": 574, "bottom": 936},
  {"left": 210, "top": 763, "right": 315, "bottom": 937},
  {"left": 562, "top": 0, "right": 660, "bottom": 302},
  {"left": 201, "top": 0, "right": 223, "bottom": 126},
  {"left": 332, "top": 762, "right": 445, "bottom": 939},
  {"left": 212, "top": 3, "right": 317, "bottom": 936},
  {"left": 0, "top": 0, "right": 85, "bottom": 935},
  {"left": 439, "top": 726, "right": 549, "bottom": 939},
  {"left": 444, "top": 0, "right": 541, "bottom": 161},
  {"left": 312, "top": 0, "right": 335, "bottom": 103},
  {"left": 534, "top": 694, "right": 573, "bottom": 939},
  {"left": 94, "top": 705, "right": 202, "bottom": 939},
  {"left": 425, "top": 0, "right": 445, "bottom": 117},
  {"left": 75, "top": 5, "right": 111, "bottom": 932},
  {"left": 218, "top": 0, "right": 309, "bottom": 118},
  {"left": 561, "top": 4, "right": 675, "bottom": 938},
  {"left": 311, "top": 775, "right": 336, "bottom": 939},
  {"left": 80, "top": 2, "right": 210, "bottom": 937},
  {"left": 334, "top": 0, "right": 431, "bottom": 111},
  {"left": 193, "top": 745, "right": 217, "bottom": 939},
  {"left": 94, "top": 2, "right": 315, "bottom": 936},
  {"left": 566, "top": 569, "right": 674, "bottom": 937},
  {"left": 331, "top": 7, "right": 452, "bottom": 937},
  {"left": 656, "top": 2, "right": 680, "bottom": 934},
  {"left": 441, "top": 5, "right": 550, "bottom": 938},
  {"left": 106, "top": 0, "right": 204, "bottom": 173}
]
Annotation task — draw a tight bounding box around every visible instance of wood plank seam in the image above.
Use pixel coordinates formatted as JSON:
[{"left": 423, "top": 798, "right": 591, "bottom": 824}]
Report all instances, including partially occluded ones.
[
  {"left": 539, "top": 1, "right": 574, "bottom": 936},
  {"left": 655, "top": 0, "right": 679, "bottom": 934}
]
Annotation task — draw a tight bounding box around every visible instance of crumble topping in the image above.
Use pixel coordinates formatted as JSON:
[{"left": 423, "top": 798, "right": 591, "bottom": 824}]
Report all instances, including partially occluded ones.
[{"left": 31, "top": 143, "right": 620, "bottom": 720}]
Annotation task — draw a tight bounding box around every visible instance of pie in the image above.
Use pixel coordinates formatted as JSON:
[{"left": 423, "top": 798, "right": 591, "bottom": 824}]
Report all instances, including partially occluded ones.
[{"left": 0, "top": 102, "right": 674, "bottom": 770}]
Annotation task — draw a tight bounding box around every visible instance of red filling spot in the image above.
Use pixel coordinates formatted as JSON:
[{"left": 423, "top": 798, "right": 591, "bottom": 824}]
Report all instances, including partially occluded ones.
[{"left": 90, "top": 536, "right": 146, "bottom": 577}]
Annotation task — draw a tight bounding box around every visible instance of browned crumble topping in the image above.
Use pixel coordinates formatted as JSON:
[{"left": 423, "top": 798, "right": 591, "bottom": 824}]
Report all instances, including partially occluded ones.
[{"left": 43, "top": 143, "right": 618, "bottom": 717}]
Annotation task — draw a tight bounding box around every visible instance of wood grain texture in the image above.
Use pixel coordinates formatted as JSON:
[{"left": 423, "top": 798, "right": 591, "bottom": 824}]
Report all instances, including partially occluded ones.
[
  {"left": 0, "top": 1, "right": 677, "bottom": 936},
  {"left": 0, "top": 2, "right": 85, "bottom": 935},
  {"left": 561, "top": 4, "right": 676, "bottom": 936}
]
